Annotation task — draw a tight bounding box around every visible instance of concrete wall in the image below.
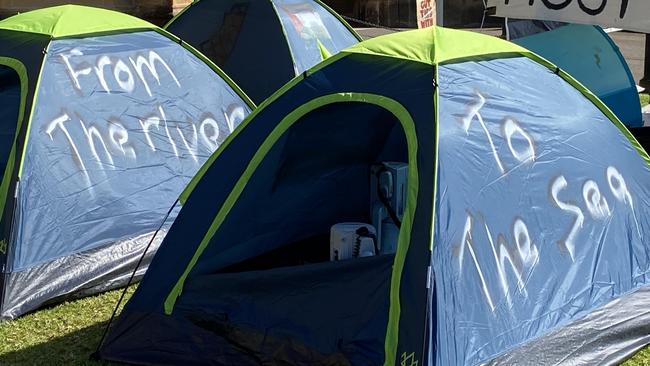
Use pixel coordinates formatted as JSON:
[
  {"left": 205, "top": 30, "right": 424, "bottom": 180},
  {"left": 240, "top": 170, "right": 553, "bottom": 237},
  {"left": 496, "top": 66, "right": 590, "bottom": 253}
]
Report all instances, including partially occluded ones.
[{"left": 0, "top": 0, "right": 191, "bottom": 24}]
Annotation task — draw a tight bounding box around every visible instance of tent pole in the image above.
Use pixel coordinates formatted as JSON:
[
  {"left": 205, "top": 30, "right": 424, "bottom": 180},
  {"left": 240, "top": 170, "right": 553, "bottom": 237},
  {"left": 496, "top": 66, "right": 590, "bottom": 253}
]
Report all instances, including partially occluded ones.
[
  {"left": 436, "top": 0, "right": 443, "bottom": 26},
  {"left": 641, "top": 34, "right": 650, "bottom": 89}
]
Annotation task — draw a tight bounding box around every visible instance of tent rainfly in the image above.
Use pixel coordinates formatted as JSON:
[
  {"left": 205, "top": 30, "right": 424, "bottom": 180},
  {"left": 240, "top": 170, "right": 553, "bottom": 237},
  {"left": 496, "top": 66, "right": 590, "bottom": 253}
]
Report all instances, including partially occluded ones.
[
  {"left": 165, "top": 0, "right": 361, "bottom": 104},
  {"left": 0, "top": 5, "right": 253, "bottom": 319},
  {"left": 508, "top": 22, "right": 643, "bottom": 128},
  {"left": 98, "top": 27, "right": 650, "bottom": 365}
]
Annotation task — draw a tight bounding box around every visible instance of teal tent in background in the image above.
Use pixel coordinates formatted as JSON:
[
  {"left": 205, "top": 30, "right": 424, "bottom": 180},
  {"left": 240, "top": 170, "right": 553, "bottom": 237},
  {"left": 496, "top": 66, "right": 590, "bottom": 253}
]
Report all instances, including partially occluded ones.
[
  {"left": 512, "top": 23, "right": 643, "bottom": 127},
  {"left": 165, "top": 0, "right": 361, "bottom": 104}
]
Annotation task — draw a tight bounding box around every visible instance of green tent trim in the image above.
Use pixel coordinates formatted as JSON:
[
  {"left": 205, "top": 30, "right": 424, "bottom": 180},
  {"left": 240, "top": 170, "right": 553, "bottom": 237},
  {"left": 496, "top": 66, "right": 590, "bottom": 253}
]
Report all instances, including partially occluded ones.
[
  {"left": 2, "top": 5, "right": 256, "bottom": 180},
  {"left": 164, "top": 96, "right": 420, "bottom": 366},
  {"left": 0, "top": 57, "right": 27, "bottom": 248},
  {"left": 169, "top": 26, "right": 650, "bottom": 365},
  {"left": 180, "top": 26, "right": 650, "bottom": 205},
  {"left": 17, "top": 52, "right": 47, "bottom": 179},
  {"left": 0, "top": 5, "right": 154, "bottom": 38}
]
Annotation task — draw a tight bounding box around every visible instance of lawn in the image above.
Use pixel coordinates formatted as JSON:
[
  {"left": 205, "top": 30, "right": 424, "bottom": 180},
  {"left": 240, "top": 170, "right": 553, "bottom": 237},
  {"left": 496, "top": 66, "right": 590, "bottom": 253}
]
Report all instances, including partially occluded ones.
[
  {"left": 641, "top": 93, "right": 649, "bottom": 108},
  {"left": 0, "top": 283, "right": 648, "bottom": 365},
  {"left": 0, "top": 287, "right": 135, "bottom": 366}
]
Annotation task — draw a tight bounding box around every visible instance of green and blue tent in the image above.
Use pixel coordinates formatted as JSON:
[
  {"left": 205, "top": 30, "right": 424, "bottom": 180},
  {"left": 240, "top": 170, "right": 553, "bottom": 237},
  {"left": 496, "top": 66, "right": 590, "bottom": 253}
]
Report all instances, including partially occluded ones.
[
  {"left": 0, "top": 5, "right": 253, "bottom": 319},
  {"left": 99, "top": 26, "right": 650, "bottom": 365},
  {"left": 165, "top": 0, "right": 361, "bottom": 104}
]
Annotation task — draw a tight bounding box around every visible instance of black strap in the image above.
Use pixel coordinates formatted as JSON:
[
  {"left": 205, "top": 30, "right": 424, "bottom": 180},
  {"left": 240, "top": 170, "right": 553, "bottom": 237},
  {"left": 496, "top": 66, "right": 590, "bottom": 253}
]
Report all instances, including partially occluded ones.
[
  {"left": 375, "top": 167, "right": 402, "bottom": 229},
  {"left": 355, "top": 226, "right": 379, "bottom": 256}
]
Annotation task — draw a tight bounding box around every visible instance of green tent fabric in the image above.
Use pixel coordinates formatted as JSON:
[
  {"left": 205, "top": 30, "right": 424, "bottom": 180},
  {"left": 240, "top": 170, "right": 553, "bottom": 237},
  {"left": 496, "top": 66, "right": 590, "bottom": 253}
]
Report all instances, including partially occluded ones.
[{"left": 0, "top": 5, "right": 253, "bottom": 319}]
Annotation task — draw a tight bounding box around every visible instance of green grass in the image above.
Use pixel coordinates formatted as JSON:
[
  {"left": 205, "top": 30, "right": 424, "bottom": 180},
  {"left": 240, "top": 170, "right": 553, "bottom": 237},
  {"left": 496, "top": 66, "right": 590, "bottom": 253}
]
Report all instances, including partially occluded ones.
[
  {"left": 626, "top": 347, "right": 650, "bottom": 366},
  {"left": 0, "top": 287, "right": 135, "bottom": 366},
  {"left": 0, "top": 283, "right": 649, "bottom": 364},
  {"left": 641, "top": 93, "right": 649, "bottom": 108}
]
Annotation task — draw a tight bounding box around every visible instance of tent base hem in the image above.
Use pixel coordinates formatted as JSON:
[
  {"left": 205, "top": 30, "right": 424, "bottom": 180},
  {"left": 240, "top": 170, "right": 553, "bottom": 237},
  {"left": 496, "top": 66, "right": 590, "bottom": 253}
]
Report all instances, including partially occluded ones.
[
  {"left": 0, "top": 230, "right": 164, "bottom": 319},
  {"left": 487, "top": 284, "right": 650, "bottom": 365}
]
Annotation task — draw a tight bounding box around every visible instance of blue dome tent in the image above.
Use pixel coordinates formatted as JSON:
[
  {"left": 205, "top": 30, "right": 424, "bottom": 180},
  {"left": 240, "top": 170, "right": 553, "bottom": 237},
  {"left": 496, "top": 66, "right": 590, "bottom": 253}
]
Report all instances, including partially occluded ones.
[
  {"left": 0, "top": 5, "right": 253, "bottom": 319},
  {"left": 165, "top": 0, "right": 361, "bottom": 104},
  {"left": 98, "top": 27, "right": 650, "bottom": 365}
]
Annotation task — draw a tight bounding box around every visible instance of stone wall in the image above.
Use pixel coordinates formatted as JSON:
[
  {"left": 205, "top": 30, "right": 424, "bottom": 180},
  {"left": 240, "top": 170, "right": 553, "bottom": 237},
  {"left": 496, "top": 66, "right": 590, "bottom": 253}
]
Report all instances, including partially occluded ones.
[{"left": 0, "top": 0, "right": 191, "bottom": 24}]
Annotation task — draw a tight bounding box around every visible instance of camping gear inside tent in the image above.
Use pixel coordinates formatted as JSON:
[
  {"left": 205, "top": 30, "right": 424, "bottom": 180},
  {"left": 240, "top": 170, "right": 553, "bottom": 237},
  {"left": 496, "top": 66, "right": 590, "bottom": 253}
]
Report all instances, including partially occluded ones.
[
  {"left": 510, "top": 23, "right": 643, "bottom": 128},
  {"left": 0, "top": 5, "right": 253, "bottom": 319},
  {"left": 97, "top": 27, "right": 650, "bottom": 365},
  {"left": 165, "top": 0, "right": 361, "bottom": 104}
]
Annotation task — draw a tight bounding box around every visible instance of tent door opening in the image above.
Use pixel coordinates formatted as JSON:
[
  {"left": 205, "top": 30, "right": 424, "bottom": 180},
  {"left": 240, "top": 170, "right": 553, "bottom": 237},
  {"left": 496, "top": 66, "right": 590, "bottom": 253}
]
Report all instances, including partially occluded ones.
[
  {"left": 210, "top": 101, "right": 410, "bottom": 274},
  {"left": 177, "top": 100, "right": 412, "bottom": 364}
]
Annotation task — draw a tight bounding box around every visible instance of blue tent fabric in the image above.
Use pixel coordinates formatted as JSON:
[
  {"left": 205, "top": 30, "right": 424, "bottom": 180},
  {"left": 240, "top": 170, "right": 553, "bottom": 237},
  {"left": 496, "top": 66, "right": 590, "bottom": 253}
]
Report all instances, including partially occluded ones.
[
  {"left": 513, "top": 24, "right": 642, "bottom": 128},
  {"left": 0, "top": 30, "right": 252, "bottom": 319},
  {"left": 165, "top": 0, "right": 360, "bottom": 104},
  {"left": 99, "top": 29, "right": 650, "bottom": 366},
  {"left": 434, "top": 56, "right": 650, "bottom": 365},
  {"left": 272, "top": 0, "right": 360, "bottom": 74},
  {"left": 15, "top": 31, "right": 247, "bottom": 270}
]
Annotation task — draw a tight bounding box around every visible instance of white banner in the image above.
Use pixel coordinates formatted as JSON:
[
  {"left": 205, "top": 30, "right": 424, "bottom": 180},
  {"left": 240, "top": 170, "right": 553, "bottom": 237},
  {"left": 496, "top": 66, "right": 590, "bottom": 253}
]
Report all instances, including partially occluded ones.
[
  {"left": 487, "top": 0, "right": 650, "bottom": 34},
  {"left": 417, "top": 0, "right": 435, "bottom": 28}
]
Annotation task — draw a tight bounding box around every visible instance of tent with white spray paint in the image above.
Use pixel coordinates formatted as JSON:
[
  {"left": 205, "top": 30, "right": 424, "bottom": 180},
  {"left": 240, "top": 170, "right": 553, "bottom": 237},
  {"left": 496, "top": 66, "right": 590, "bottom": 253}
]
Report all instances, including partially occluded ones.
[
  {"left": 98, "top": 26, "right": 650, "bottom": 365},
  {"left": 165, "top": 0, "right": 361, "bottom": 104},
  {"left": 0, "top": 5, "right": 254, "bottom": 319}
]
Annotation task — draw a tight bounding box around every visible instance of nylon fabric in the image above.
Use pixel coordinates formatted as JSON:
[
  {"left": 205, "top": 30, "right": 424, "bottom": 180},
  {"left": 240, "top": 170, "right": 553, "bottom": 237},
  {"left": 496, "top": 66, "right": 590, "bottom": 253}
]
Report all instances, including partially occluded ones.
[
  {"left": 98, "top": 27, "right": 650, "bottom": 366},
  {"left": 0, "top": 29, "right": 251, "bottom": 318},
  {"left": 487, "top": 284, "right": 650, "bottom": 365},
  {"left": 344, "top": 26, "right": 531, "bottom": 66},
  {"left": 165, "top": 0, "right": 295, "bottom": 104},
  {"left": 433, "top": 56, "right": 650, "bottom": 365},
  {"left": 514, "top": 24, "right": 642, "bottom": 127},
  {"left": 272, "top": 0, "right": 358, "bottom": 74},
  {"left": 166, "top": 0, "right": 359, "bottom": 103},
  {"left": 2, "top": 227, "right": 169, "bottom": 319},
  {"left": 13, "top": 31, "right": 250, "bottom": 271},
  {"left": 0, "top": 5, "right": 154, "bottom": 38}
]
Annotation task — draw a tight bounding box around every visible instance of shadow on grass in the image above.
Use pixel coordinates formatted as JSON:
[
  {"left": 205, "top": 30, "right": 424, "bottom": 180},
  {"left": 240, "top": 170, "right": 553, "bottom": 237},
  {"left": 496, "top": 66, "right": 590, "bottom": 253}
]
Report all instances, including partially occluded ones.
[{"left": 0, "top": 322, "right": 122, "bottom": 366}]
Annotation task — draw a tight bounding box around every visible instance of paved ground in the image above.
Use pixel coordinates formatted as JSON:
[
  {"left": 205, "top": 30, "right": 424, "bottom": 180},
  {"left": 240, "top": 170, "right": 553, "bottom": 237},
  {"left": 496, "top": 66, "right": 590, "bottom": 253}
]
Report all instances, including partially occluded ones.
[
  {"left": 356, "top": 27, "right": 648, "bottom": 85},
  {"left": 611, "top": 31, "right": 646, "bottom": 83}
]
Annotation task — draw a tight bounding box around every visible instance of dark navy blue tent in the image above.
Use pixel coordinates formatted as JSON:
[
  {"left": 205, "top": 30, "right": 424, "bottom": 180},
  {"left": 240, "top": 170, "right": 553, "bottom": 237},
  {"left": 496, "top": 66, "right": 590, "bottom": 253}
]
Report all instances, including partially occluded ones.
[
  {"left": 0, "top": 6, "right": 253, "bottom": 319},
  {"left": 99, "top": 27, "right": 650, "bottom": 365},
  {"left": 165, "top": 0, "right": 361, "bottom": 104}
]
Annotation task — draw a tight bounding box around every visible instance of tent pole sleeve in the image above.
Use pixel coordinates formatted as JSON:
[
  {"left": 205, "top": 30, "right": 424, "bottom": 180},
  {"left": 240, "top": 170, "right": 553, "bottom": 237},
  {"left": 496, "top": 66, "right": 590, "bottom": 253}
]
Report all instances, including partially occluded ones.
[{"left": 0, "top": 58, "right": 28, "bottom": 233}]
